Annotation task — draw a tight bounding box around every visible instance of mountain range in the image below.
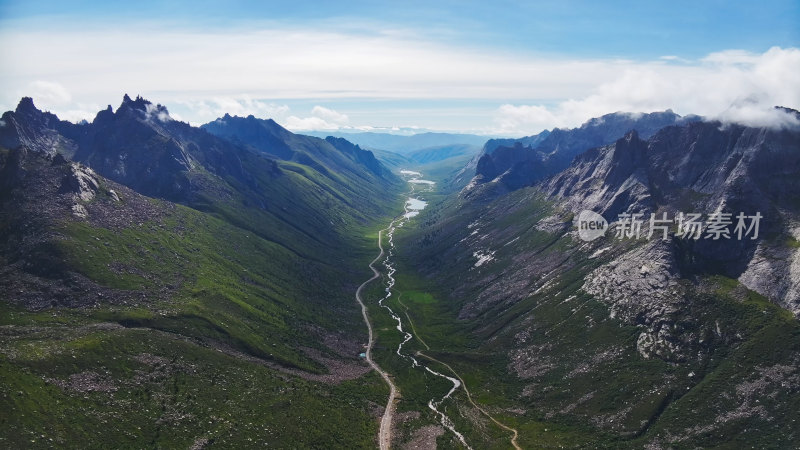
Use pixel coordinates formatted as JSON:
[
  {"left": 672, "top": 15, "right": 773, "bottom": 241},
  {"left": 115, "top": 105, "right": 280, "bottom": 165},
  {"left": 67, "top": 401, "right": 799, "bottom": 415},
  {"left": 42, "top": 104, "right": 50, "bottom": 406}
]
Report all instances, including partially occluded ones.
[
  {"left": 303, "top": 130, "right": 488, "bottom": 154},
  {"left": 1, "top": 95, "right": 798, "bottom": 448},
  {"left": 0, "top": 96, "right": 404, "bottom": 447},
  {"left": 394, "top": 108, "right": 800, "bottom": 447},
  {"left": 453, "top": 110, "right": 701, "bottom": 192}
]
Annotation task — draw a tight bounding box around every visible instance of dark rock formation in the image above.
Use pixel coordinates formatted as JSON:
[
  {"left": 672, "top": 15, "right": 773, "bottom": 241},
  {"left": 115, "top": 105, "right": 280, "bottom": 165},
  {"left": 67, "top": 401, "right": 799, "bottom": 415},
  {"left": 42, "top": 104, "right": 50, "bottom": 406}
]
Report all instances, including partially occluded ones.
[
  {"left": 540, "top": 117, "right": 800, "bottom": 316},
  {"left": 470, "top": 110, "right": 698, "bottom": 191}
]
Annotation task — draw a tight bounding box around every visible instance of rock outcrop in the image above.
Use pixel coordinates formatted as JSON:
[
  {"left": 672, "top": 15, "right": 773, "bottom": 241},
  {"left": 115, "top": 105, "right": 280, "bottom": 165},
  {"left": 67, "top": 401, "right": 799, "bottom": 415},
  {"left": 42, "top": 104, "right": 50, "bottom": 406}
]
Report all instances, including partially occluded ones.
[{"left": 540, "top": 115, "right": 800, "bottom": 316}]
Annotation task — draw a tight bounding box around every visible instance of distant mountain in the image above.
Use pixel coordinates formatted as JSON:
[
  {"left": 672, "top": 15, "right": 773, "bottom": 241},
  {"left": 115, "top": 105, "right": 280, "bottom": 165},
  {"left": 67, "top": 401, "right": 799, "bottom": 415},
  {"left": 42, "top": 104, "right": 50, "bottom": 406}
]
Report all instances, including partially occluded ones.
[
  {"left": 366, "top": 143, "right": 482, "bottom": 191},
  {"left": 303, "top": 130, "right": 488, "bottom": 154},
  {"left": 480, "top": 129, "right": 552, "bottom": 156},
  {"left": 370, "top": 148, "right": 413, "bottom": 170},
  {"left": 404, "top": 143, "right": 481, "bottom": 164},
  {"left": 467, "top": 110, "right": 700, "bottom": 193},
  {"left": 202, "top": 114, "right": 390, "bottom": 179}
]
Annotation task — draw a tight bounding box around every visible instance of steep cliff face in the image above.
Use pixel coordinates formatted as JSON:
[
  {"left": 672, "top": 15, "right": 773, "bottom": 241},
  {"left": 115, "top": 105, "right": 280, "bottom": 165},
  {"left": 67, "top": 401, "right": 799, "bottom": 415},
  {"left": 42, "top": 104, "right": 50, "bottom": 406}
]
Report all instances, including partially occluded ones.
[
  {"left": 0, "top": 97, "right": 78, "bottom": 158},
  {"left": 539, "top": 118, "right": 800, "bottom": 315}
]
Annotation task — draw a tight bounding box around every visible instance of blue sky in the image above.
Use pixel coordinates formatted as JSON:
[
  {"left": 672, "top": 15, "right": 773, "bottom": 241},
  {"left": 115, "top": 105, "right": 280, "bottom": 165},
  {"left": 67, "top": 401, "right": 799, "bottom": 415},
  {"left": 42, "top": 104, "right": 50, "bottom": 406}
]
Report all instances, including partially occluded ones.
[{"left": 1, "top": 0, "right": 798, "bottom": 134}]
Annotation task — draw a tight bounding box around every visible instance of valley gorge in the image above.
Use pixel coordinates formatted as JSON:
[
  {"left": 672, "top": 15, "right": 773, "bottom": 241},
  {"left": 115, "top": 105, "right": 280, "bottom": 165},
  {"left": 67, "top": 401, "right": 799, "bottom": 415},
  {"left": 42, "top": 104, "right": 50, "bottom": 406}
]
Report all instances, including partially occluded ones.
[{"left": 1, "top": 96, "right": 798, "bottom": 449}]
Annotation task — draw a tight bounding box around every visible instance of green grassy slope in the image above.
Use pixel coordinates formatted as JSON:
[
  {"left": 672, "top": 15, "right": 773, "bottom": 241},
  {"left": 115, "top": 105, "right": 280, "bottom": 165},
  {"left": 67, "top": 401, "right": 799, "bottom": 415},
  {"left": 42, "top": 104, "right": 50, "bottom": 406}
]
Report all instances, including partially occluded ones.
[
  {"left": 0, "top": 141, "right": 405, "bottom": 447},
  {"left": 0, "top": 302, "right": 389, "bottom": 448}
]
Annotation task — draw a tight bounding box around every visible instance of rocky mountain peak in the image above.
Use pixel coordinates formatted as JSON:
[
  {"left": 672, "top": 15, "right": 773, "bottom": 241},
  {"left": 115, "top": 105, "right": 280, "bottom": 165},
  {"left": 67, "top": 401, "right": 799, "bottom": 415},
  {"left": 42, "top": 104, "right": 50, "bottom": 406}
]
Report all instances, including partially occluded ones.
[
  {"left": 11, "top": 96, "right": 61, "bottom": 127},
  {"left": 119, "top": 93, "right": 150, "bottom": 110},
  {"left": 115, "top": 94, "right": 171, "bottom": 123},
  {"left": 15, "top": 97, "right": 39, "bottom": 116},
  {"left": 611, "top": 129, "right": 648, "bottom": 161},
  {"left": 118, "top": 94, "right": 149, "bottom": 112},
  {"left": 92, "top": 105, "right": 115, "bottom": 125},
  {"left": 0, "top": 97, "right": 70, "bottom": 156}
]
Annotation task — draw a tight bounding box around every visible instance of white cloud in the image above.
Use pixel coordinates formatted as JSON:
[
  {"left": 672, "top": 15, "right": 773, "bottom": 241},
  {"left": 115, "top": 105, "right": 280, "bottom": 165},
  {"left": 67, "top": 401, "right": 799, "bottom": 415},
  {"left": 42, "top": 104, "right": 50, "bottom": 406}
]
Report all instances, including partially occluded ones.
[
  {"left": 284, "top": 116, "right": 338, "bottom": 130},
  {"left": 59, "top": 107, "right": 101, "bottom": 123},
  {"left": 0, "top": 24, "right": 628, "bottom": 116},
  {"left": 284, "top": 105, "right": 349, "bottom": 130},
  {"left": 702, "top": 49, "right": 762, "bottom": 65},
  {"left": 493, "top": 47, "right": 800, "bottom": 135},
  {"left": 310, "top": 106, "right": 349, "bottom": 125},
  {"left": 493, "top": 104, "right": 561, "bottom": 135},
  {"left": 144, "top": 103, "right": 171, "bottom": 122},
  {"left": 27, "top": 80, "right": 72, "bottom": 105},
  {"left": 176, "top": 97, "right": 290, "bottom": 125},
  {"left": 0, "top": 23, "right": 796, "bottom": 133}
]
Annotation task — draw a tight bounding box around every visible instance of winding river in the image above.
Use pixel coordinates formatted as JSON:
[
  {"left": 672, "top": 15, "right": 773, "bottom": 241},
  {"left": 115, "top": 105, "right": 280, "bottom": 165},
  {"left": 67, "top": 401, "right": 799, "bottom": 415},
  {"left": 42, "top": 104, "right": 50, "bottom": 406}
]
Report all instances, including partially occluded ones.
[{"left": 363, "top": 171, "right": 472, "bottom": 449}]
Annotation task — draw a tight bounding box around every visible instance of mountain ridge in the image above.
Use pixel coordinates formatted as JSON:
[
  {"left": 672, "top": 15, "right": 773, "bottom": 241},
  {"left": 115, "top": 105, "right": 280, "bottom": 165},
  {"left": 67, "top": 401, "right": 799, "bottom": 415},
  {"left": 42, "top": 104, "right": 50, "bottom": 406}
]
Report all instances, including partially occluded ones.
[
  {"left": 0, "top": 94, "right": 409, "bottom": 446},
  {"left": 464, "top": 110, "right": 701, "bottom": 194},
  {"left": 0, "top": 96, "right": 403, "bottom": 254},
  {"left": 303, "top": 130, "right": 488, "bottom": 154},
  {"left": 2, "top": 95, "right": 798, "bottom": 448},
  {"left": 539, "top": 118, "right": 800, "bottom": 315}
]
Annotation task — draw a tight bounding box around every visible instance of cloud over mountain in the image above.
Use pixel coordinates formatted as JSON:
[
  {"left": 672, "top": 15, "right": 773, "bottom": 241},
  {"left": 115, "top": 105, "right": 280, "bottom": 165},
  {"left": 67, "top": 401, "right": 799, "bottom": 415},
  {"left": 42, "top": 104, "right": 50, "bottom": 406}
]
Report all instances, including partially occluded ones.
[{"left": 494, "top": 47, "right": 800, "bottom": 134}]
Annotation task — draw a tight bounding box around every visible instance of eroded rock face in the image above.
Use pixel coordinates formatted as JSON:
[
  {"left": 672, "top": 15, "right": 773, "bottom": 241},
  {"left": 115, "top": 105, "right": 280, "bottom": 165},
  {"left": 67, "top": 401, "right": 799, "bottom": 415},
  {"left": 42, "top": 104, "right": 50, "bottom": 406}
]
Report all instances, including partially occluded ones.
[
  {"left": 61, "top": 164, "right": 100, "bottom": 202},
  {"left": 59, "top": 163, "right": 100, "bottom": 218},
  {"left": 541, "top": 130, "right": 654, "bottom": 218},
  {"left": 0, "top": 97, "right": 79, "bottom": 158},
  {"left": 540, "top": 117, "right": 800, "bottom": 317},
  {"left": 738, "top": 225, "right": 800, "bottom": 317},
  {"left": 583, "top": 239, "right": 698, "bottom": 361},
  {"left": 584, "top": 239, "right": 684, "bottom": 324},
  {"left": 71, "top": 203, "right": 88, "bottom": 218}
]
